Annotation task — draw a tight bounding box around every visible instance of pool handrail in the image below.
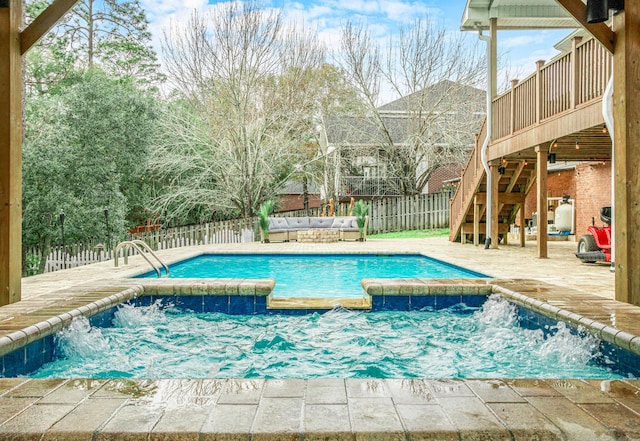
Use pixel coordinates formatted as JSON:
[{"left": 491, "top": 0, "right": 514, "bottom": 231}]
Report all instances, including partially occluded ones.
[{"left": 114, "top": 240, "right": 170, "bottom": 278}]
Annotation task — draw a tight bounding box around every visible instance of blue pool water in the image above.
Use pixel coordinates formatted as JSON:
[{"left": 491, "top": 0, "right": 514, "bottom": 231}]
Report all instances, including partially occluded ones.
[
  {"left": 31, "top": 296, "right": 626, "bottom": 379},
  {"left": 139, "top": 254, "right": 487, "bottom": 297}
]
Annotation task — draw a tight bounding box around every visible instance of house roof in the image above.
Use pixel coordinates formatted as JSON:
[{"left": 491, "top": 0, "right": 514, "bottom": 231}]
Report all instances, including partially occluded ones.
[
  {"left": 323, "top": 80, "right": 485, "bottom": 147},
  {"left": 377, "top": 80, "right": 484, "bottom": 112},
  {"left": 460, "top": 0, "right": 580, "bottom": 31}
]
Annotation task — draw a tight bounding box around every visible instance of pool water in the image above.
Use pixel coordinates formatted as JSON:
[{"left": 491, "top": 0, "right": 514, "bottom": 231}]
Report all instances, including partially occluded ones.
[
  {"left": 139, "top": 254, "right": 487, "bottom": 297},
  {"left": 31, "top": 296, "right": 624, "bottom": 379}
]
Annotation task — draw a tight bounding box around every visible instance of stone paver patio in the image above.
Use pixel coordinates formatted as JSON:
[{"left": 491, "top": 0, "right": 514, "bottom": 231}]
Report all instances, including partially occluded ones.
[{"left": 1, "top": 237, "right": 639, "bottom": 440}]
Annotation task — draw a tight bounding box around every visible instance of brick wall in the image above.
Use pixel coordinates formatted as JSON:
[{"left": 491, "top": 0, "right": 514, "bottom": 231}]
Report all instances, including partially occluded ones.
[
  {"left": 574, "top": 163, "right": 612, "bottom": 235},
  {"left": 428, "top": 164, "right": 463, "bottom": 193},
  {"left": 520, "top": 163, "right": 611, "bottom": 235}
]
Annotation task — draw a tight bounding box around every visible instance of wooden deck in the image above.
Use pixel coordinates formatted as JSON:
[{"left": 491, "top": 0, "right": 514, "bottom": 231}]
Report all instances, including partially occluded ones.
[{"left": 450, "top": 36, "right": 613, "bottom": 244}]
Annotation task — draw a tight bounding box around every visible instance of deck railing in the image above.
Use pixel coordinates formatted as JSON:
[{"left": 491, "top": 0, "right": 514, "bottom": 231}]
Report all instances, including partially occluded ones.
[
  {"left": 492, "top": 36, "right": 612, "bottom": 140},
  {"left": 450, "top": 36, "right": 612, "bottom": 240}
]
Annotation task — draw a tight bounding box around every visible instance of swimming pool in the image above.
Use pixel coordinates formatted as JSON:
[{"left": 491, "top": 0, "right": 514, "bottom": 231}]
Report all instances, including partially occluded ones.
[
  {"left": 29, "top": 295, "right": 634, "bottom": 379},
  {"left": 137, "top": 254, "right": 487, "bottom": 298}
]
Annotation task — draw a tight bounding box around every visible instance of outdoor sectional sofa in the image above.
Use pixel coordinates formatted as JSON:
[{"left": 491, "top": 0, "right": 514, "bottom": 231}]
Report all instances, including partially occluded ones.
[{"left": 265, "top": 216, "right": 367, "bottom": 242}]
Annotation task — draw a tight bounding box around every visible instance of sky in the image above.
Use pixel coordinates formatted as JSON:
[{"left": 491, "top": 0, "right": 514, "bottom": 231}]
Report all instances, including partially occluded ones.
[{"left": 140, "top": 0, "right": 575, "bottom": 103}]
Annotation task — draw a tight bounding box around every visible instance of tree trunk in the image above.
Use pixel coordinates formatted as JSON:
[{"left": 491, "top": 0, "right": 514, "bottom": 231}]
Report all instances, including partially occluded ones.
[
  {"left": 303, "top": 176, "right": 309, "bottom": 210},
  {"left": 37, "top": 235, "right": 51, "bottom": 275}
]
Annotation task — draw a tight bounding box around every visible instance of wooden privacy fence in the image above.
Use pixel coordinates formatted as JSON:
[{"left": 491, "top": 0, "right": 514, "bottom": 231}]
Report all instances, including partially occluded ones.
[
  {"left": 366, "top": 192, "right": 452, "bottom": 234},
  {"left": 30, "top": 192, "right": 453, "bottom": 273}
]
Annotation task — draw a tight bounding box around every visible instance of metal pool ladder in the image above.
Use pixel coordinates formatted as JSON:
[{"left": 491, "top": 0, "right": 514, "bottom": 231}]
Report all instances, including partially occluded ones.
[{"left": 114, "top": 239, "right": 170, "bottom": 278}]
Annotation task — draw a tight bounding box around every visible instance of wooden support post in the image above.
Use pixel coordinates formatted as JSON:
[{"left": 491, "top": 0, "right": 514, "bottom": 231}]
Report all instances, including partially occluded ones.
[
  {"left": 613, "top": 8, "right": 640, "bottom": 305},
  {"left": 535, "top": 145, "right": 548, "bottom": 258},
  {"left": 490, "top": 162, "right": 500, "bottom": 249},
  {"left": 473, "top": 195, "right": 480, "bottom": 246},
  {"left": 519, "top": 204, "right": 526, "bottom": 248},
  {"left": 0, "top": 0, "right": 22, "bottom": 305}
]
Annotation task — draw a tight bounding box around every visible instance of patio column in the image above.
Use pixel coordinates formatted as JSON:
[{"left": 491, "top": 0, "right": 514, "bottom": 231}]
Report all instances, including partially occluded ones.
[
  {"left": 535, "top": 145, "right": 548, "bottom": 258},
  {"left": 0, "top": 0, "right": 23, "bottom": 305},
  {"left": 613, "top": 7, "right": 640, "bottom": 305},
  {"left": 489, "top": 161, "right": 499, "bottom": 249}
]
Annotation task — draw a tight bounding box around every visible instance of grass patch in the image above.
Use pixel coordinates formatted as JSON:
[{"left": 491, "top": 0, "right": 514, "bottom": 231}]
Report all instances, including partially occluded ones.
[{"left": 368, "top": 229, "right": 449, "bottom": 239}]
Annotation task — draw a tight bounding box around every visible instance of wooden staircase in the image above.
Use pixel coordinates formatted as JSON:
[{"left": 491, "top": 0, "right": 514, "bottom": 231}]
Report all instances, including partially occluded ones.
[
  {"left": 449, "top": 121, "right": 536, "bottom": 244},
  {"left": 449, "top": 35, "right": 612, "bottom": 245}
]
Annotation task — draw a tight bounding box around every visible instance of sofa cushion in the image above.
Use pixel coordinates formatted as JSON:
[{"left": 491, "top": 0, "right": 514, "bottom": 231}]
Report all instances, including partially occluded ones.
[
  {"left": 331, "top": 217, "right": 358, "bottom": 230},
  {"left": 268, "top": 217, "right": 290, "bottom": 231},
  {"left": 309, "top": 217, "right": 335, "bottom": 229},
  {"left": 286, "top": 217, "right": 310, "bottom": 230}
]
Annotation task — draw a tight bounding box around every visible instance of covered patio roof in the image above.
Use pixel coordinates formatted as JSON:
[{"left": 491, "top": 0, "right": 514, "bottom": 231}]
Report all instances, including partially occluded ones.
[{"left": 461, "top": 0, "right": 579, "bottom": 30}]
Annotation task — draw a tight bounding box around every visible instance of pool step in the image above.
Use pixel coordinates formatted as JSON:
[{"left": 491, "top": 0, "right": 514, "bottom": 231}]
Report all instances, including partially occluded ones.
[{"left": 267, "top": 295, "right": 372, "bottom": 310}]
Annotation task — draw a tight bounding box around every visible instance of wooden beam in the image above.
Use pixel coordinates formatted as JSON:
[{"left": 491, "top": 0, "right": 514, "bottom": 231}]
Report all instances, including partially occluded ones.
[
  {"left": 462, "top": 223, "right": 509, "bottom": 234},
  {"left": 555, "top": 0, "right": 615, "bottom": 53},
  {"left": 20, "top": 0, "right": 79, "bottom": 54},
  {"left": 613, "top": 8, "right": 640, "bottom": 305},
  {"left": 0, "top": 0, "right": 23, "bottom": 304},
  {"left": 535, "top": 145, "right": 548, "bottom": 258}
]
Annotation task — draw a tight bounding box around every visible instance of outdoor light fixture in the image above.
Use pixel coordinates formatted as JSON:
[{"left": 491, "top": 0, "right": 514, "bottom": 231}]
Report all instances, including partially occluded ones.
[
  {"left": 575, "top": 140, "right": 581, "bottom": 150},
  {"left": 587, "top": 0, "right": 609, "bottom": 23},
  {"left": 0, "top": 0, "right": 8, "bottom": 8},
  {"left": 587, "top": 0, "right": 624, "bottom": 23},
  {"left": 602, "top": 125, "right": 608, "bottom": 134},
  {"left": 498, "top": 165, "right": 506, "bottom": 175},
  {"left": 548, "top": 153, "right": 557, "bottom": 164}
]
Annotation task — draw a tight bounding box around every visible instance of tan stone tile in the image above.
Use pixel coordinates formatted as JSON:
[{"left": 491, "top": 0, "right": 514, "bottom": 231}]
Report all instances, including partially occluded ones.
[
  {"left": 5, "top": 379, "right": 66, "bottom": 398},
  {"left": 148, "top": 405, "right": 211, "bottom": 441},
  {"left": 95, "top": 403, "right": 163, "bottom": 441},
  {"left": 43, "top": 398, "right": 126, "bottom": 441},
  {"left": 526, "top": 397, "right": 617, "bottom": 440},
  {"left": 348, "top": 397, "right": 404, "bottom": 439},
  {"left": 263, "top": 379, "right": 305, "bottom": 398},
  {"left": 438, "top": 397, "right": 510, "bottom": 441},
  {"left": 0, "top": 397, "right": 38, "bottom": 425},
  {"left": 546, "top": 379, "right": 614, "bottom": 404},
  {"left": 580, "top": 403, "right": 640, "bottom": 438},
  {"left": 504, "top": 379, "right": 562, "bottom": 397},
  {"left": 487, "top": 402, "right": 564, "bottom": 440},
  {"left": 306, "top": 379, "right": 347, "bottom": 404},
  {"left": 304, "top": 404, "right": 352, "bottom": 438},
  {"left": 395, "top": 404, "right": 458, "bottom": 440},
  {"left": 92, "top": 379, "right": 160, "bottom": 399},
  {"left": 385, "top": 379, "right": 437, "bottom": 405},
  {"left": 38, "top": 379, "right": 107, "bottom": 404},
  {"left": 586, "top": 379, "right": 640, "bottom": 414},
  {"left": 0, "top": 378, "right": 28, "bottom": 395},
  {"left": 346, "top": 379, "right": 389, "bottom": 398},
  {"left": 466, "top": 380, "right": 526, "bottom": 403},
  {"left": 251, "top": 398, "right": 302, "bottom": 439},
  {"left": 0, "top": 403, "right": 76, "bottom": 438},
  {"left": 217, "top": 379, "right": 264, "bottom": 405},
  {"left": 427, "top": 379, "right": 474, "bottom": 398},
  {"left": 200, "top": 404, "right": 256, "bottom": 439}
]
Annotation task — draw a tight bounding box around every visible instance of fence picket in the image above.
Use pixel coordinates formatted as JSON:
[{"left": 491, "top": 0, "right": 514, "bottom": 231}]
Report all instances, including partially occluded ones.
[{"left": 30, "top": 192, "right": 453, "bottom": 273}]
